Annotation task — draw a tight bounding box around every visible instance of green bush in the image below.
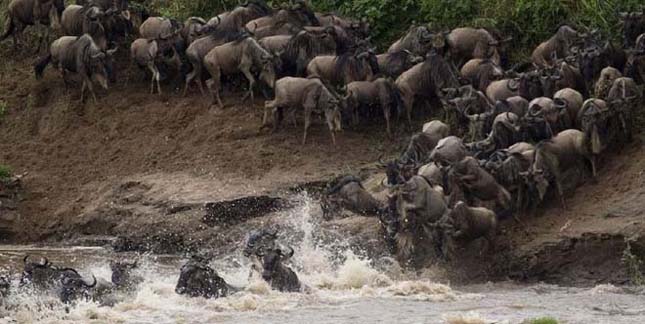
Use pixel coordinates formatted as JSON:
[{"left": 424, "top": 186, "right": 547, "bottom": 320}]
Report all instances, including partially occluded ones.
[
  {"left": 524, "top": 317, "right": 559, "bottom": 324},
  {"left": 0, "top": 165, "right": 11, "bottom": 182}
]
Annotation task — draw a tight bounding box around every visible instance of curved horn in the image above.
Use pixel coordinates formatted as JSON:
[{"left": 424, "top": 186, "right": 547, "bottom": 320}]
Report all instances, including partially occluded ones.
[
  {"left": 83, "top": 275, "right": 97, "bottom": 288},
  {"left": 280, "top": 246, "right": 295, "bottom": 258},
  {"left": 553, "top": 97, "right": 568, "bottom": 109},
  {"left": 507, "top": 79, "right": 519, "bottom": 91},
  {"left": 40, "top": 257, "right": 49, "bottom": 266},
  {"left": 24, "top": 255, "right": 30, "bottom": 264}
]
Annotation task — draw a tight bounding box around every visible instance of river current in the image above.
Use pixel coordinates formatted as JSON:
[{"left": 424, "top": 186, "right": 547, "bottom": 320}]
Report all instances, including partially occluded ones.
[{"left": 1, "top": 194, "right": 643, "bottom": 324}]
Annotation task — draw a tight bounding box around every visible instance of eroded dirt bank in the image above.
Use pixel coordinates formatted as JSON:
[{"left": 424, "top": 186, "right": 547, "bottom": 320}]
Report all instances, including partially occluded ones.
[{"left": 1, "top": 45, "right": 644, "bottom": 286}]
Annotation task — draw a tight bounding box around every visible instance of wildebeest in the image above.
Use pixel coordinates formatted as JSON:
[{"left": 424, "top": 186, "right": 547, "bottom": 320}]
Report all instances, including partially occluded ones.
[
  {"left": 494, "top": 96, "right": 528, "bottom": 118},
  {"left": 110, "top": 261, "right": 142, "bottom": 291},
  {"left": 438, "top": 201, "right": 497, "bottom": 256},
  {"left": 344, "top": 77, "right": 400, "bottom": 135},
  {"left": 0, "top": 275, "right": 9, "bottom": 299},
  {"left": 175, "top": 255, "right": 232, "bottom": 299},
  {"left": 20, "top": 255, "right": 59, "bottom": 288},
  {"left": 391, "top": 175, "right": 449, "bottom": 266},
  {"left": 460, "top": 58, "right": 504, "bottom": 92},
  {"left": 395, "top": 51, "right": 460, "bottom": 125},
  {"left": 130, "top": 35, "right": 181, "bottom": 94},
  {"left": 258, "top": 34, "right": 291, "bottom": 55},
  {"left": 183, "top": 30, "right": 249, "bottom": 96},
  {"left": 245, "top": 4, "right": 318, "bottom": 37},
  {"left": 281, "top": 27, "right": 338, "bottom": 76},
  {"left": 594, "top": 66, "right": 622, "bottom": 99},
  {"left": 575, "top": 41, "right": 626, "bottom": 89},
  {"left": 553, "top": 88, "right": 583, "bottom": 130},
  {"left": 1, "top": 0, "right": 65, "bottom": 51},
  {"left": 58, "top": 269, "right": 97, "bottom": 304},
  {"left": 445, "top": 27, "right": 506, "bottom": 67},
  {"left": 34, "top": 34, "right": 117, "bottom": 102},
  {"left": 485, "top": 77, "right": 520, "bottom": 103},
  {"left": 61, "top": 5, "right": 111, "bottom": 50},
  {"left": 430, "top": 136, "right": 469, "bottom": 166},
  {"left": 448, "top": 156, "right": 512, "bottom": 215},
  {"left": 139, "top": 16, "right": 182, "bottom": 40},
  {"left": 376, "top": 50, "right": 424, "bottom": 79},
  {"left": 606, "top": 77, "right": 642, "bottom": 142},
  {"left": 260, "top": 247, "right": 301, "bottom": 292},
  {"left": 306, "top": 49, "right": 378, "bottom": 86},
  {"left": 531, "top": 25, "right": 581, "bottom": 67},
  {"left": 625, "top": 42, "right": 645, "bottom": 84},
  {"left": 523, "top": 129, "right": 598, "bottom": 209},
  {"left": 203, "top": 35, "right": 277, "bottom": 108},
  {"left": 264, "top": 77, "right": 342, "bottom": 145},
  {"left": 620, "top": 11, "right": 645, "bottom": 48},
  {"left": 394, "top": 120, "right": 451, "bottom": 167},
  {"left": 388, "top": 25, "right": 432, "bottom": 55}
]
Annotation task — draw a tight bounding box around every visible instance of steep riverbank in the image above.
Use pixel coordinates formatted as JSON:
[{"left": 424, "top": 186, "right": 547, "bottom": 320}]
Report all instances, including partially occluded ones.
[{"left": 0, "top": 43, "right": 644, "bottom": 287}]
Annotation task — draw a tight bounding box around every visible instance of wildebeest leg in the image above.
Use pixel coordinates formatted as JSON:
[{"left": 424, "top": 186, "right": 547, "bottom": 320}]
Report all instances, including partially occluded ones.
[
  {"left": 402, "top": 93, "right": 414, "bottom": 128},
  {"left": 88, "top": 81, "right": 98, "bottom": 104},
  {"left": 183, "top": 67, "right": 200, "bottom": 97},
  {"left": 240, "top": 66, "right": 255, "bottom": 104},
  {"left": 302, "top": 105, "right": 313, "bottom": 145},
  {"left": 382, "top": 102, "right": 392, "bottom": 137},
  {"left": 272, "top": 107, "right": 284, "bottom": 133},
  {"left": 147, "top": 62, "right": 158, "bottom": 94},
  {"left": 206, "top": 69, "right": 223, "bottom": 109},
  {"left": 80, "top": 80, "right": 87, "bottom": 103},
  {"left": 555, "top": 178, "right": 567, "bottom": 210},
  {"left": 262, "top": 100, "right": 275, "bottom": 127}
]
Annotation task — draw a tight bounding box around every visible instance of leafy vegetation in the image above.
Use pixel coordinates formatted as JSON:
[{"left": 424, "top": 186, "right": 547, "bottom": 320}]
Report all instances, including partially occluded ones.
[
  {"left": 0, "top": 100, "right": 6, "bottom": 121},
  {"left": 622, "top": 241, "right": 645, "bottom": 285},
  {"left": 523, "top": 317, "right": 559, "bottom": 324},
  {"left": 0, "top": 165, "right": 11, "bottom": 182}
]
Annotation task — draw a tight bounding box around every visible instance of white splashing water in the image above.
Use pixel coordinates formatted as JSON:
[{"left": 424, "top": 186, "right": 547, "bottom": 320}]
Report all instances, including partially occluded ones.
[{"left": 0, "top": 193, "right": 458, "bottom": 323}]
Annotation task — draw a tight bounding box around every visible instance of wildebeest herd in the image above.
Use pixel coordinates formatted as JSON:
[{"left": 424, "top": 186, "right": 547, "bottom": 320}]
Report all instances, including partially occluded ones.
[{"left": 1, "top": 0, "right": 645, "bottom": 304}]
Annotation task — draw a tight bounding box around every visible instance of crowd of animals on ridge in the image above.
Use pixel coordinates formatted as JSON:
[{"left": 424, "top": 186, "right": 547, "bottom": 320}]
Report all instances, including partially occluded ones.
[{"left": 1, "top": 0, "right": 645, "bottom": 306}]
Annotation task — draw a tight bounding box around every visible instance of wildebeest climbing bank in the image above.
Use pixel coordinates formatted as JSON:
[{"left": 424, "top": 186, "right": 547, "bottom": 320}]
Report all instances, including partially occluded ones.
[{"left": 0, "top": 0, "right": 645, "bottom": 322}]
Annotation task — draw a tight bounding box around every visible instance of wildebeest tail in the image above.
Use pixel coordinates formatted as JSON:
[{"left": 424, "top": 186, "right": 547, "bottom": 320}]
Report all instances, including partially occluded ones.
[
  {"left": 34, "top": 54, "right": 52, "bottom": 79},
  {"left": 1, "top": 16, "right": 15, "bottom": 41},
  {"left": 387, "top": 80, "right": 404, "bottom": 118},
  {"left": 180, "top": 61, "right": 193, "bottom": 80}
]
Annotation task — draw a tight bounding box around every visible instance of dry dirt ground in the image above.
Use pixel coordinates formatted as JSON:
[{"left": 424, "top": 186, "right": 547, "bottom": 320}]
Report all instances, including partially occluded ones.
[{"left": 0, "top": 41, "right": 644, "bottom": 285}]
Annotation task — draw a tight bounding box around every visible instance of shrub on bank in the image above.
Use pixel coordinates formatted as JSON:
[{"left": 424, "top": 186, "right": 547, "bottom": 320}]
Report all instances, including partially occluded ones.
[{"left": 0, "top": 165, "right": 11, "bottom": 182}]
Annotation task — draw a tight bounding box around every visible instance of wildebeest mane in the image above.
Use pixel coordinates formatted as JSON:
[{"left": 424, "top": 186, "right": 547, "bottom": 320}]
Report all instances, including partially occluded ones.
[
  {"left": 333, "top": 51, "right": 370, "bottom": 83},
  {"left": 418, "top": 53, "right": 460, "bottom": 93}
]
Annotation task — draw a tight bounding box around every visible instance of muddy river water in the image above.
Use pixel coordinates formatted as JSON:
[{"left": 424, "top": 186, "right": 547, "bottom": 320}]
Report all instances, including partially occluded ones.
[{"left": 1, "top": 195, "right": 644, "bottom": 324}]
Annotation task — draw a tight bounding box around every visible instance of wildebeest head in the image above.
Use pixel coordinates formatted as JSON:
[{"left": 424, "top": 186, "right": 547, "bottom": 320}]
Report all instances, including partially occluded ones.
[
  {"left": 620, "top": 11, "right": 645, "bottom": 48},
  {"left": 261, "top": 247, "right": 294, "bottom": 281},
  {"left": 110, "top": 261, "right": 140, "bottom": 288},
  {"left": 20, "top": 255, "right": 53, "bottom": 287},
  {"left": 259, "top": 53, "right": 278, "bottom": 89},
  {"left": 244, "top": 229, "right": 278, "bottom": 258},
  {"left": 518, "top": 70, "right": 543, "bottom": 100},
  {"left": 175, "top": 255, "right": 229, "bottom": 299},
  {"left": 320, "top": 89, "right": 342, "bottom": 134},
  {"left": 0, "top": 274, "right": 9, "bottom": 297},
  {"left": 576, "top": 44, "right": 603, "bottom": 84},
  {"left": 59, "top": 270, "right": 97, "bottom": 304},
  {"left": 555, "top": 25, "right": 582, "bottom": 46},
  {"left": 522, "top": 167, "right": 549, "bottom": 203}
]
